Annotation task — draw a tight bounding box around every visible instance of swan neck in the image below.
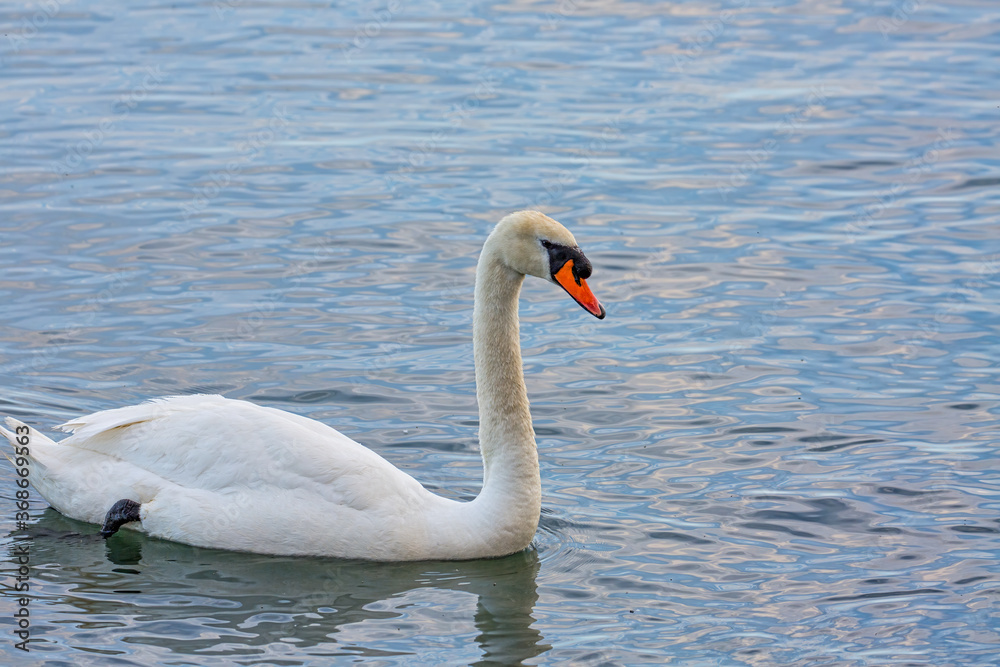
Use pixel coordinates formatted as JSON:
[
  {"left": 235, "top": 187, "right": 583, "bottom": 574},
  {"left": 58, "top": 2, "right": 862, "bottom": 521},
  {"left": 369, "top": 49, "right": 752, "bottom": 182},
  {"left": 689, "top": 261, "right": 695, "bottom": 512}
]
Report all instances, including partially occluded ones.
[{"left": 472, "top": 239, "right": 539, "bottom": 520}]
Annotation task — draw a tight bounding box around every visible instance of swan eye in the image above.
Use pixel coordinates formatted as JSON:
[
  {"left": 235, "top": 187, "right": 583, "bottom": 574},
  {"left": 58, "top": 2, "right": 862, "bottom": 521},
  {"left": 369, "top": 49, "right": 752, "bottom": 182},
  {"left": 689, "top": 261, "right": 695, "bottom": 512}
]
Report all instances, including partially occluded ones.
[{"left": 543, "top": 241, "right": 588, "bottom": 278}]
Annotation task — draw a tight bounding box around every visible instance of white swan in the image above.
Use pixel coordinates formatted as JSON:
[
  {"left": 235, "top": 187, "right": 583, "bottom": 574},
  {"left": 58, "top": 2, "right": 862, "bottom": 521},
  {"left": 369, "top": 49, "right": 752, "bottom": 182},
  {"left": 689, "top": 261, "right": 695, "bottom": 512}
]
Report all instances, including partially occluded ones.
[{"left": 2, "top": 211, "right": 605, "bottom": 561}]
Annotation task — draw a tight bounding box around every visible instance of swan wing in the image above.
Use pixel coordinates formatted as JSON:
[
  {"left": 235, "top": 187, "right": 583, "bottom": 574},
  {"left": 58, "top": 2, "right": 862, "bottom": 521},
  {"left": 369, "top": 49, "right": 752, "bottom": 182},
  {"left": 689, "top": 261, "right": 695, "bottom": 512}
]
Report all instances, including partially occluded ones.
[{"left": 50, "top": 394, "right": 426, "bottom": 510}]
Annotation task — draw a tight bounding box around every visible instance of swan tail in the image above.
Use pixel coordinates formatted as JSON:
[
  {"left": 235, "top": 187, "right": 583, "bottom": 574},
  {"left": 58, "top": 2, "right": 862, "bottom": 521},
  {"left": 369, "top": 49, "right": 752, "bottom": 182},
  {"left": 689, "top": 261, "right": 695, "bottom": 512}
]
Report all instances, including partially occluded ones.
[
  {"left": 0, "top": 420, "right": 17, "bottom": 467},
  {"left": 1, "top": 417, "right": 58, "bottom": 465},
  {"left": 1, "top": 417, "right": 63, "bottom": 504}
]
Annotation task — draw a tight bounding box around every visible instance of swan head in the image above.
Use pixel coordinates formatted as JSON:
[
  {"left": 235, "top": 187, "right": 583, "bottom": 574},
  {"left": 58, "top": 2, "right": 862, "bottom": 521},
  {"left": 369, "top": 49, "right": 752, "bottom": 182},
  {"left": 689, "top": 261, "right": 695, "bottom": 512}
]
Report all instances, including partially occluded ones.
[{"left": 487, "top": 210, "right": 606, "bottom": 319}]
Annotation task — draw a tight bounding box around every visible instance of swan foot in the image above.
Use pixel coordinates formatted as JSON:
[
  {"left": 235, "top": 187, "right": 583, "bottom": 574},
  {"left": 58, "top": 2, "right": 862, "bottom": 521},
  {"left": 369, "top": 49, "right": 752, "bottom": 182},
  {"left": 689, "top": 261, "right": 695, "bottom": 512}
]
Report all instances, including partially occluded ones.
[{"left": 100, "top": 499, "right": 142, "bottom": 538}]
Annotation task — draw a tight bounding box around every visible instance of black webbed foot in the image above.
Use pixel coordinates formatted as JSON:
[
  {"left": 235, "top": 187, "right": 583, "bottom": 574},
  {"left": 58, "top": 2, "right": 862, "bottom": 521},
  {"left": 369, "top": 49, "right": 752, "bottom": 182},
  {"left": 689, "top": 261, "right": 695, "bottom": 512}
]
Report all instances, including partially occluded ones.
[{"left": 101, "top": 499, "right": 142, "bottom": 538}]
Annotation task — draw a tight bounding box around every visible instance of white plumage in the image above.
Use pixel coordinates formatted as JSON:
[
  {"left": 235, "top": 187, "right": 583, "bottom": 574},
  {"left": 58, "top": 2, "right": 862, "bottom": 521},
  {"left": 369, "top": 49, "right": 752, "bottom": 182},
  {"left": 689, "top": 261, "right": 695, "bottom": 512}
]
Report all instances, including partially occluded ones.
[{"left": 1, "top": 211, "right": 604, "bottom": 560}]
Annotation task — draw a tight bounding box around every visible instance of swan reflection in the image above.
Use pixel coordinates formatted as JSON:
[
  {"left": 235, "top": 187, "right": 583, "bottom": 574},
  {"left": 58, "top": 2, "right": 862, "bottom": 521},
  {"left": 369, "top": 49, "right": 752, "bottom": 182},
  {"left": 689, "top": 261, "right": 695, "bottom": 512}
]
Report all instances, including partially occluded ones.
[{"left": 15, "top": 510, "right": 550, "bottom": 665}]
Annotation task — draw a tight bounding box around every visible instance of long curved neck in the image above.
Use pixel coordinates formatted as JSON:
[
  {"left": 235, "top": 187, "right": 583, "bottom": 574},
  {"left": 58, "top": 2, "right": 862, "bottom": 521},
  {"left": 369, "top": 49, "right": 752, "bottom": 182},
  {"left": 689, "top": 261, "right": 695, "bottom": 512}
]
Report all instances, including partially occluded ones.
[{"left": 469, "top": 238, "right": 540, "bottom": 544}]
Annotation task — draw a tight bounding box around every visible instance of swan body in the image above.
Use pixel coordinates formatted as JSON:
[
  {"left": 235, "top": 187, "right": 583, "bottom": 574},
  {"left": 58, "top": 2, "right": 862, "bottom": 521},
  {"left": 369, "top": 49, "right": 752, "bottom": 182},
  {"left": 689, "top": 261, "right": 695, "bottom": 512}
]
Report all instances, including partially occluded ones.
[{"left": 2, "top": 211, "right": 605, "bottom": 560}]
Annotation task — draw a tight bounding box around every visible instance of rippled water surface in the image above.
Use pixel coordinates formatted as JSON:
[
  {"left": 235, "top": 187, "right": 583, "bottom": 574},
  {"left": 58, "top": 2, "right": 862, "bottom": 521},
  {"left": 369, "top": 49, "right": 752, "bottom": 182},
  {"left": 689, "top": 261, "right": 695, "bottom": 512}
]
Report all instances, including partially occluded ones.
[{"left": 2, "top": 0, "right": 999, "bottom": 664}]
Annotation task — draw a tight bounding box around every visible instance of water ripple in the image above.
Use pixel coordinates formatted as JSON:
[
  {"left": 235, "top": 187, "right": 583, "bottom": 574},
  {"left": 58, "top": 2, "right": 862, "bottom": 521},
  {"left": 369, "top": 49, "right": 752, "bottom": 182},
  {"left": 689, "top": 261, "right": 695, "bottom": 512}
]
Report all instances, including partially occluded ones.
[{"left": 2, "top": 0, "right": 999, "bottom": 664}]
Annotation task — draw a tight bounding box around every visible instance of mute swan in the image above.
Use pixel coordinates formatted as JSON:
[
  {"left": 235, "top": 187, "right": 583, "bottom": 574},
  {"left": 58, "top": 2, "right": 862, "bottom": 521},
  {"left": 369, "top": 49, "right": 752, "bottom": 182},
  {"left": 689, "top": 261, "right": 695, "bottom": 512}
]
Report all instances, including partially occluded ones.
[{"left": 2, "top": 211, "right": 605, "bottom": 561}]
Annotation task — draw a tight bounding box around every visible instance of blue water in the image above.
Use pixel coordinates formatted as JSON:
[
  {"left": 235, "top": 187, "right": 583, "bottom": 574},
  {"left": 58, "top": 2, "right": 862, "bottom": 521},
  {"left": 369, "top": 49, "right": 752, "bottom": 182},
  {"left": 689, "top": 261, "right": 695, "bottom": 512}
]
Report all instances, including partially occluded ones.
[{"left": 2, "top": 0, "right": 999, "bottom": 664}]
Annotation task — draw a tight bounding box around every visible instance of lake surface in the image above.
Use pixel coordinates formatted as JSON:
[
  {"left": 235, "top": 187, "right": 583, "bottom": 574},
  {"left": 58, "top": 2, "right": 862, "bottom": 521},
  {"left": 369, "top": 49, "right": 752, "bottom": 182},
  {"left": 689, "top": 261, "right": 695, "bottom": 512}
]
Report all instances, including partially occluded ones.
[{"left": 2, "top": 0, "right": 998, "bottom": 664}]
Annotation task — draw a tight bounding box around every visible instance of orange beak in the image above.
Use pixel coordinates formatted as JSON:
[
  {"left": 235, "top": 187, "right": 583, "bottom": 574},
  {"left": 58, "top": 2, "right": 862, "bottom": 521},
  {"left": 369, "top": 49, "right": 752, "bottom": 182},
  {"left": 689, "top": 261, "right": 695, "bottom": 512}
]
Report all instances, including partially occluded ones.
[{"left": 554, "top": 260, "right": 605, "bottom": 319}]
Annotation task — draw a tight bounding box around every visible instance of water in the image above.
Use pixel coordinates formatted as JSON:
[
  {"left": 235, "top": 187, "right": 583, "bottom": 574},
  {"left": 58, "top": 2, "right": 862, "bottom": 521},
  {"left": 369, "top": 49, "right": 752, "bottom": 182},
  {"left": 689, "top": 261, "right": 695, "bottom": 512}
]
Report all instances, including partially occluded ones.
[{"left": 2, "top": 0, "right": 998, "bottom": 664}]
